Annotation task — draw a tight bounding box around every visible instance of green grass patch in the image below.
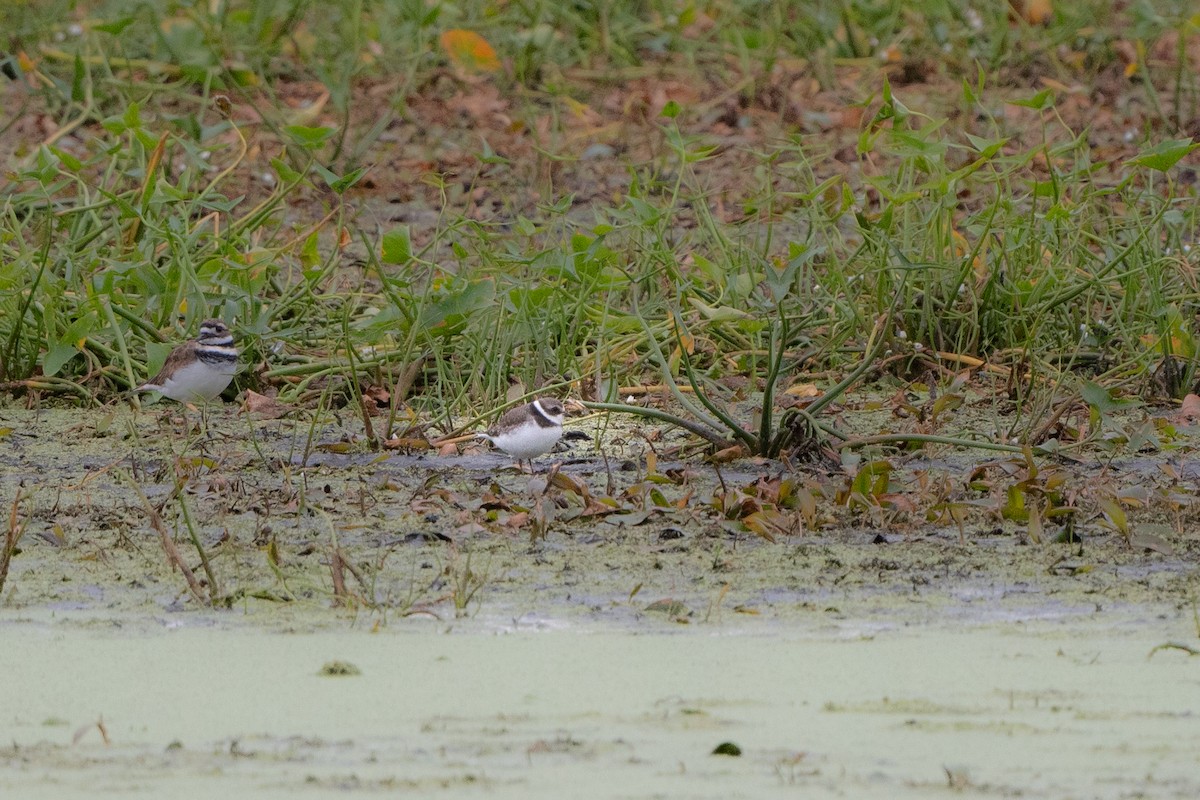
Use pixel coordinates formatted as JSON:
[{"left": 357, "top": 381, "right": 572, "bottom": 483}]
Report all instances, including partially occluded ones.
[{"left": 2, "top": 0, "right": 1199, "bottom": 457}]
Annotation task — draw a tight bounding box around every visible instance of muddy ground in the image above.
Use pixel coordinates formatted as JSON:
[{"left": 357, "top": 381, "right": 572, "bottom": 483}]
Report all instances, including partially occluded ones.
[
  {"left": 2, "top": 403, "right": 1197, "bottom": 623},
  {"left": 2, "top": 402, "right": 1199, "bottom": 797}
]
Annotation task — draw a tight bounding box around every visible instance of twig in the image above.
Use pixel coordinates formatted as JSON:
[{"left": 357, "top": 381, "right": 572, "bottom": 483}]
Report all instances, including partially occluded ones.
[
  {"left": 127, "top": 474, "right": 209, "bottom": 604},
  {"left": 1, "top": 488, "right": 29, "bottom": 596},
  {"left": 1148, "top": 642, "right": 1200, "bottom": 658}
]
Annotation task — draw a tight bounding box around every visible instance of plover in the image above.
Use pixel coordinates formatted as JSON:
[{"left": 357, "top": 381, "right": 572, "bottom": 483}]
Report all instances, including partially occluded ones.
[
  {"left": 478, "top": 397, "right": 566, "bottom": 471},
  {"left": 137, "top": 318, "right": 239, "bottom": 404}
]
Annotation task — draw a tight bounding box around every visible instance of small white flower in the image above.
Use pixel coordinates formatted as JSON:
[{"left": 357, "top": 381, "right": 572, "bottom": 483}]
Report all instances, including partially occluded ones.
[
  {"left": 896, "top": 329, "right": 907, "bottom": 339},
  {"left": 67, "top": 23, "right": 84, "bottom": 36},
  {"left": 260, "top": 172, "right": 276, "bottom": 186},
  {"left": 1123, "top": 130, "right": 1135, "bottom": 142},
  {"left": 1184, "top": 243, "right": 1192, "bottom": 253},
  {"left": 53, "top": 31, "right": 65, "bottom": 42},
  {"left": 200, "top": 150, "right": 211, "bottom": 160},
  {"left": 913, "top": 342, "right": 924, "bottom": 352}
]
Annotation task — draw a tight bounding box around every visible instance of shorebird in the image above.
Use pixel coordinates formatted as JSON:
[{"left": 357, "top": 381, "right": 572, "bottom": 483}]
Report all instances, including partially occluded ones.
[
  {"left": 137, "top": 318, "right": 239, "bottom": 404},
  {"left": 478, "top": 397, "right": 566, "bottom": 471}
]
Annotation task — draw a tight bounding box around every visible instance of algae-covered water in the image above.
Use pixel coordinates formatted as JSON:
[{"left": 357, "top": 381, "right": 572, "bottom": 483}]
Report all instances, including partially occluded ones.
[
  {"left": 3, "top": 614, "right": 1199, "bottom": 799},
  {"left": 2, "top": 407, "right": 1199, "bottom": 797}
]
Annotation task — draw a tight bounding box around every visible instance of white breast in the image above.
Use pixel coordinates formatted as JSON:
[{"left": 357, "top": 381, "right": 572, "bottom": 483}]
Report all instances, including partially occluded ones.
[
  {"left": 157, "top": 360, "right": 237, "bottom": 402},
  {"left": 488, "top": 423, "right": 562, "bottom": 460}
]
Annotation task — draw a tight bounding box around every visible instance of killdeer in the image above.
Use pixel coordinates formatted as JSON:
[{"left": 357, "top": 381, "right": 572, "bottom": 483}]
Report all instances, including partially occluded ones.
[
  {"left": 137, "top": 319, "right": 239, "bottom": 404},
  {"left": 478, "top": 397, "right": 566, "bottom": 471}
]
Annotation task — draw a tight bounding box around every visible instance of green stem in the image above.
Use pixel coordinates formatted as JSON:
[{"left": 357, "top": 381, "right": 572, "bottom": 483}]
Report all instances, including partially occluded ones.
[
  {"left": 580, "top": 401, "right": 731, "bottom": 447},
  {"left": 833, "top": 431, "right": 1051, "bottom": 456}
]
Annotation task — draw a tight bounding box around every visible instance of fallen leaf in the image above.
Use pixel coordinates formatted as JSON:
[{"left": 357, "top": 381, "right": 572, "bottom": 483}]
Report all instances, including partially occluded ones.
[
  {"left": 644, "top": 598, "right": 689, "bottom": 616},
  {"left": 784, "top": 383, "right": 820, "bottom": 398},
  {"left": 605, "top": 510, "right": 652, "bottom": 526},
  {"left": 1175, "top": 393, "right": 1200, "bottom": 422},
  {"left": 383, "top": 437, "right": 435, "bottom": 451},
  {"left": 1011, "top": 0, "right": 1053, "bottom": 25},
  {"left": 242, "top": 389, "right": 289, "bottom": 418},
  {"left": 550, "top": 471, "right": 590, "bottom": 499},
  {"left": 1128, "top": 532, "right": 1175, "bottom": 556},
  {"left": 708, "top": 444, "right": 748, "bottom": 463},
  {"left": 440, "top": 29, "right": 501, "bottom": 74}
]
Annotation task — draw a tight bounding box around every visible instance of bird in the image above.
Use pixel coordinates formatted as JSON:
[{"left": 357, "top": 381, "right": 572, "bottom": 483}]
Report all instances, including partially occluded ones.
[
  {"left": 478, "top": 397, "right": 566, "bottom": 471},
  {"left": 136, "top": 318, "right": 239, "bottom": 404}
]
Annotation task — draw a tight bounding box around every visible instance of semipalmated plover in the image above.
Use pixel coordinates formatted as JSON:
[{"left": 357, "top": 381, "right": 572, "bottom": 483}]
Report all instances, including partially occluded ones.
[
  {"left": 478, "top": 397, "right": 566, "bottom": 471},
  {"left": 137, "top": 319, "right": 239, "bottom": 403}
]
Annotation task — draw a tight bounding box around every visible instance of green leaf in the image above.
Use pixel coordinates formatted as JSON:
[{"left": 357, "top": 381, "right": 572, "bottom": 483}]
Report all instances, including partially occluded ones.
[
  {"left": 270, "top": 157, "right": 301, "bottom": 184},
  {"left": 478, "top": 138, "right": 509, "bottom": 165},
  {"left": 300, "top": 231, "right": 321, "bottom": 272},
  {"left": 767, "top": 243, "right": 821, "bottom": 301},
  {"left": 284, "top": 125, "right": 335, "bottom": 149},
  {"left": 1098, "top": 496, "right": 1128, "bottom": 536},
  {"left": 381, "top": 226, "right": 412, "bottom": 265},
  {"left": 42, "top": 343, "right": 79, "bottom": 376},
  {"left": 420, "top": 279, "right": 496, "bottom": 332},
  {"left": 1126, "top": 138, "right": 1199, "bottom": 172},
  {"left": 101, "top": 114, "right": 127, "bottom": 135},
  {"left": 329, "top": 165, "right": 368, "bottom": 194},
  {"left": 50, "top": 146, "right": 82, "bottom": 172},
  {"left": 71, "top": 52, "right": 85, "bottom": 103},
  {"left": 876, "top": 77, "right": 910, "bottom": 122},
  {"left": 1080, "top": 381, "right": 1140, "bottom": 415},
  {"left": 1008, "top": 89, "right": 1054, "bottom": 110},
  {"left": 144, "top": 341, "right": 174, "bottom": 377},
  {"left": 660, "top": 100, "right": 681, "bottom": 119},
  {"left": 1002, "top": 484, "right": 1028, "bottom": 522},
  {"left": 311, "top": 163, "right": 338, "bottom": 187},
  {"left": 95, "top": 17, "right": 135, "bottom": 35},
  {"left": 687, "top": 296, "right": 751, "bottom": 322},
  {"left": 964, "top": 133, "right": 1007, "bottom": 157},
  {"left": 133, "top": 128, "right": 159, "bottom": 150},
  {"left": 123, "top": 102, "right": 142, "bottom": 130}
]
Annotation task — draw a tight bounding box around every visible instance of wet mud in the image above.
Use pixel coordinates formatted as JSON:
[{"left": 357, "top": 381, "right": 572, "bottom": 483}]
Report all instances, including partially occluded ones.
[{"left": 1, "top": 405, "right": 1198, "bottom": 798}]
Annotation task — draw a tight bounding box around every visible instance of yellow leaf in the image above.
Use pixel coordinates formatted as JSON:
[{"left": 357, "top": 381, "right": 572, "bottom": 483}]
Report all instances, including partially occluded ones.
[
  {"left": 440, "top": 29, "right": 501, "bottom": 74},
  {"left": 1027, "top": 0, "right": 1053, "bottom": 24},
  {"left": 1027, "top": 504, "right": 1042, "bottom": 544},
  {"left": 1016, "top": 0, "right": 1053, "bottom": 24},
  {"left": 784, "top": 382, "right": 819, "bottom": 398}
]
